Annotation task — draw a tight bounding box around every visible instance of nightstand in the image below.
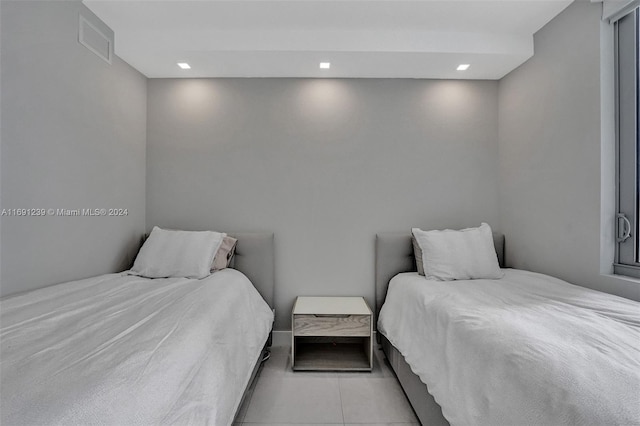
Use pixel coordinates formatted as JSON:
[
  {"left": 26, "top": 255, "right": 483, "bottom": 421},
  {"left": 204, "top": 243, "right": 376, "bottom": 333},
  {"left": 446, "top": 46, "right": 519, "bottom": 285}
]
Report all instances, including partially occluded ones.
[{"left": 291, "top": 296, "right": 373, "bottom": 371}]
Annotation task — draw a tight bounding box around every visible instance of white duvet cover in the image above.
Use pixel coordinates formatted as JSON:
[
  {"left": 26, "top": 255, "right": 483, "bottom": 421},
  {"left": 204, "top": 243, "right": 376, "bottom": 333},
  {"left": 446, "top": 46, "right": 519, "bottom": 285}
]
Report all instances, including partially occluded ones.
[
  {"left": 378, "top": 269, "right": 640, "bottom": 426},
  {"left": 0, "top": 269, "right": 273, "bottom": 426}
]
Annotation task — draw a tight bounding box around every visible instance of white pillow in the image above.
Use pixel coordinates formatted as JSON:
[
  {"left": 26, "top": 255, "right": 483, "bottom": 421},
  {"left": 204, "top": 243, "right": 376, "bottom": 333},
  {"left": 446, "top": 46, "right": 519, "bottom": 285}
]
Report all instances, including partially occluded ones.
[
  {"left": 131, "top": 227, "right": 225, "bottom": 279},
  {"left": 411, "top": 223, "right": 503, "bottom": 281}
]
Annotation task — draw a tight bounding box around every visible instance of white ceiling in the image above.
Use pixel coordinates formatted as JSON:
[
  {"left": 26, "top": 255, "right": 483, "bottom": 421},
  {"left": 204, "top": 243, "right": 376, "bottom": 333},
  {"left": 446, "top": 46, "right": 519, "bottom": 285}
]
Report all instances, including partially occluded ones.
[{"left": 82, "top": 0, "right": 574, "bottom": 79}]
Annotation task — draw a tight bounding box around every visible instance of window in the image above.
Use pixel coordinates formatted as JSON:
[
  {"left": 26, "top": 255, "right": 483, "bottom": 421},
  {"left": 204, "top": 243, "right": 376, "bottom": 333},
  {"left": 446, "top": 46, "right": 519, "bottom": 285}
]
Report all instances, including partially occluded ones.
[{"left": 615, "top": 5, "right": 640, "bottom": 277}]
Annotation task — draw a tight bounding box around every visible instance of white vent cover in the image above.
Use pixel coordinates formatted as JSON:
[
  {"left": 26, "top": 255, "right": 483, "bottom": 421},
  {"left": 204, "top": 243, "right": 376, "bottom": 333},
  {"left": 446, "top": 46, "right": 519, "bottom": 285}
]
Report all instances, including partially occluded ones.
[{"left": 78, "top": 14, "right": 112, "bottom": 64}]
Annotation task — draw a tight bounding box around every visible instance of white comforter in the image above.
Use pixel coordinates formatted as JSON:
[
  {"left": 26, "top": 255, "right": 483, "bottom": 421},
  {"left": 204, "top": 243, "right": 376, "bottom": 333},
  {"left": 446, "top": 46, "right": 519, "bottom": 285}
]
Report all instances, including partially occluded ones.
[
  {"left": 378, "top": 269, "right": 640, "bottom": 426},
  {"left": 0, "top": 269, "right": 273, "bottom": 426}
]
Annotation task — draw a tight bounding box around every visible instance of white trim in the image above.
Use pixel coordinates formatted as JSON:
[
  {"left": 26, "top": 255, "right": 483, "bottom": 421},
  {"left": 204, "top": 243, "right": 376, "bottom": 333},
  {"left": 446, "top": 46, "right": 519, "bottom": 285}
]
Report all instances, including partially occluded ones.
[
  {"left": 604, "top": 0, "right": 639, "bottom": 22},
  {"left": 600, "top": 18, "right": 617, "bottom": 277}
]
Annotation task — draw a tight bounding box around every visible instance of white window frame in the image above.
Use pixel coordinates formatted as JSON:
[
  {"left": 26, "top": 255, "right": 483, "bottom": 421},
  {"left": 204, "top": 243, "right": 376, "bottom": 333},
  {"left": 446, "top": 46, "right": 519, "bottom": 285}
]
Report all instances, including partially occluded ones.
[{"left": 614, "top": 5, "right": 640, "bottom": 278}]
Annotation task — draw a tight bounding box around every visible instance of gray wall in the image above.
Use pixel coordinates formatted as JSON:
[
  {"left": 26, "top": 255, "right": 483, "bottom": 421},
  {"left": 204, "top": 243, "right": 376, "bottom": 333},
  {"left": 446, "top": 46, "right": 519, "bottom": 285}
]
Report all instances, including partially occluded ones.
[
  {"left": 498, "top": 0, "right": 639, "bottom": 301},
  {"left": 0, "top": 1, "right": 147, "bottom": 296},
  {"left": 147, "top": 78, "right": 500, "bottom": 329},
  {"left": 6, "top": 0, "right": 630, "bottom": 330}
]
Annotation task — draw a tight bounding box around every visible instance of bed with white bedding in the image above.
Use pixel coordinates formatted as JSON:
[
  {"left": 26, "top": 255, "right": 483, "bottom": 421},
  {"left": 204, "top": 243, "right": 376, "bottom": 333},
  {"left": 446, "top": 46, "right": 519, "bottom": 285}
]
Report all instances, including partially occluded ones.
[
  {"left": 0, "top": 230, "right": 275, "bottom": 426},
  {"left": 375, "top": 230, "right": 640, "bottom": 426}
]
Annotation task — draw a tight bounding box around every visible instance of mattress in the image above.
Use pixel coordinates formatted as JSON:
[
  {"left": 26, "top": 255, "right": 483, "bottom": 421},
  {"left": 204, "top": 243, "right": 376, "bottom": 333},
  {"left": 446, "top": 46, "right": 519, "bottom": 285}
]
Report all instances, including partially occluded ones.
[
  {"left": 0, "top": 268, "right": 274, "bottom": 426},
  {"left": 378, "top": 269, "right": 640, "bottom": 426}
]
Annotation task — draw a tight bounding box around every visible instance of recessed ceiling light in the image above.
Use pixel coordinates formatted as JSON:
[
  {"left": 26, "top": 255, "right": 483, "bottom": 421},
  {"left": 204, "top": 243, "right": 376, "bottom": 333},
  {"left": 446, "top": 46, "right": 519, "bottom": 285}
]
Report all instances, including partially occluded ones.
[
  {"left": 319, "top": 62, "right": 331, "bottom": 69},
  {"left": 177, "top": 62, "right": 191, "bottom": 69},
  {"left": 457, "top": 64, "right": 470, "bottom": 71}
]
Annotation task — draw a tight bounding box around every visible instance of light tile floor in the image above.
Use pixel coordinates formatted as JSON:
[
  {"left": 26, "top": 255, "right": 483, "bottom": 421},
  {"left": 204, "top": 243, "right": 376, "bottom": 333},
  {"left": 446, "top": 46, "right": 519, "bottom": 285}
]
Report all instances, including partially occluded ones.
[{"left": 234, "top": 345, "right": 419, "bottom": 426}]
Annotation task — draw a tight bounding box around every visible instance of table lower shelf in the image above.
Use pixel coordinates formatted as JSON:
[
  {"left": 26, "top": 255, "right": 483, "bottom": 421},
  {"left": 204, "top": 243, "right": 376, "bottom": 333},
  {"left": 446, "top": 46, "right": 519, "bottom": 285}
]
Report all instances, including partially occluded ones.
[{"left": 293, "top": 337, "right": 372, "bottom": 371}]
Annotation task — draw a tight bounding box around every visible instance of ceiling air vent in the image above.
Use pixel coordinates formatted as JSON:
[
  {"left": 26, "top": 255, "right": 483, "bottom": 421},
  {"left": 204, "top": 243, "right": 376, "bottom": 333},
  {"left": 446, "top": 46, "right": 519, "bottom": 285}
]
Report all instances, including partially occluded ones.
[{"left": 78, "top": 14, "right": 113, "bottom": 64}]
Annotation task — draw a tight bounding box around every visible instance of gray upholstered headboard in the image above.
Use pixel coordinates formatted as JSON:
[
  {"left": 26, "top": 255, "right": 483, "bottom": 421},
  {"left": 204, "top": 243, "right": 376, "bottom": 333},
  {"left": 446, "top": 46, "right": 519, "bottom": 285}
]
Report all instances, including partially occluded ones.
[
  {"left": 229, "top": 232, "right": 275, "bottom": 310},
  {"left": 374, "top": 232, "right": 504, "bottom": 322}
]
